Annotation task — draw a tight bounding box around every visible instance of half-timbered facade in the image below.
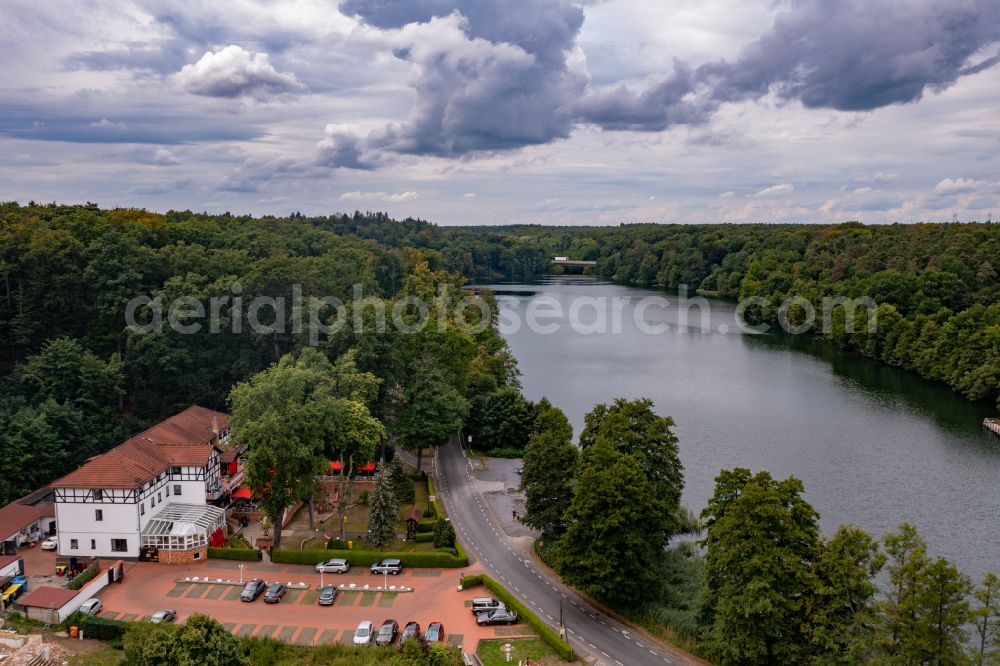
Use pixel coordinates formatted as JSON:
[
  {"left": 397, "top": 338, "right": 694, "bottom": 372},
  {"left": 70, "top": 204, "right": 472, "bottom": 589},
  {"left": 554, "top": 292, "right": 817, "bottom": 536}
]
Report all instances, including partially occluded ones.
[{"left": 50, "top": 406, "right": 233, "bottom": 561}]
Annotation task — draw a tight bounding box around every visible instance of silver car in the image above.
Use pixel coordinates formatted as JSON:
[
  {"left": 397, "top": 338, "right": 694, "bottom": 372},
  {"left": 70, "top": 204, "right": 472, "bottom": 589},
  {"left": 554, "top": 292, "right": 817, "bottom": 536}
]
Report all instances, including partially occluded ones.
[
  {"left": 315, "top": 558, "right": 350, "bottom": 574},
  {"left": 150, "top": 609, "right": 176, "bottom": 623}
]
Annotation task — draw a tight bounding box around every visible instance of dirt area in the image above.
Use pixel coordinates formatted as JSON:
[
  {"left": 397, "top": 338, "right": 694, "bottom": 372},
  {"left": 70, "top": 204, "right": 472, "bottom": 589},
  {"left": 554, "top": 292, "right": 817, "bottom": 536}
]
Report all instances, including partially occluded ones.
[{"left": 474, "top": 458, "right": 539, "bottom": 539}]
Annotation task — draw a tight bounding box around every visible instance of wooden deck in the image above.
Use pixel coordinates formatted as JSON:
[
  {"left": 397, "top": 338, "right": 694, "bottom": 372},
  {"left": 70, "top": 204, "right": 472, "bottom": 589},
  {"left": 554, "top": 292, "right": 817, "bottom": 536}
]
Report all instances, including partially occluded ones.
[{"left": 984, "top": 418, "right": 1000, "bottom": 437}]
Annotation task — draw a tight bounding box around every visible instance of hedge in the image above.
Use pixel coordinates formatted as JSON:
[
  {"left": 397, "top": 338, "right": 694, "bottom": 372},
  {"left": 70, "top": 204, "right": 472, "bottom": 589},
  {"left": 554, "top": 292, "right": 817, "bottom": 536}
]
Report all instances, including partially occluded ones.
[
  {"left": 208, "top": 547, "right": 261, "bottom": 561},
  {"left": 78, "top": 615, "right": 128, "bottom": 641},
  {"left": 414, "top": 533, "right": 434, "bottom": 543},
  {"left": 67, "top": 561, "right": 101, "bottom": 590},
  {"left": 465, "top": 574, "right": 575, "bottom": 662},
  {"left": 271, "top": 547, "right": 467, "bottom": 568}
]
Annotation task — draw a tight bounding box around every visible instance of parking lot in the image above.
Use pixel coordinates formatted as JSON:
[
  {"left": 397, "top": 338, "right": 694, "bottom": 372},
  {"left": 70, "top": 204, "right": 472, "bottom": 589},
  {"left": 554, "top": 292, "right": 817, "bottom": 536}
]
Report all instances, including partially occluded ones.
[{"left": 90, "top": 560, "right": 534, "bottom": 651}]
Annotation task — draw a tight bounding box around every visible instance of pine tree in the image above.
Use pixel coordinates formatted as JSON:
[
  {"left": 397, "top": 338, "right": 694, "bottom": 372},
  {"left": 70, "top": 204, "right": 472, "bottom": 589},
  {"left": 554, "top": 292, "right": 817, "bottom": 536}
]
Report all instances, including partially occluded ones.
[
  {"left": 386, "top": 455, "right": 415, "bottom": 505},
  {"left": 367, "top": 464, "right": 399, "bottom": 550},
  {"left": 433, "top": 518, "right": 456, "bottom": 549},
  {"left": 970, "top": 572, "right": 1000, "bottom": 665}
]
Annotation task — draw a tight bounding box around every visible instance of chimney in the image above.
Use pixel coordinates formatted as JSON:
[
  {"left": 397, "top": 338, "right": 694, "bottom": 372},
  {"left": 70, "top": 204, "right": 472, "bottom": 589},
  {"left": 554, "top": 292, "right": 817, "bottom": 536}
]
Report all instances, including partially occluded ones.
[{"left": 211, "top": 416, "right": 219, "bottom": 436}]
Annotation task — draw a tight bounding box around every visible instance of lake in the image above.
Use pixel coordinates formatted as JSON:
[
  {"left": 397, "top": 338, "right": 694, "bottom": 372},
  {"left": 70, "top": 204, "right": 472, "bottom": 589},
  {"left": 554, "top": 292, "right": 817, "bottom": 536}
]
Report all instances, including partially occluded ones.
[{"left": 487, "top": 276, "right": 1000, "bottom": 579}]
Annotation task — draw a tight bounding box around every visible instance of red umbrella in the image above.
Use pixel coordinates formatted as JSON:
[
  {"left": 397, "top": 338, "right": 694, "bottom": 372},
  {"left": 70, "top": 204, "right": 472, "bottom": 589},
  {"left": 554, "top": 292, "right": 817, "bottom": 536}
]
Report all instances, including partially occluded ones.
[{"left": 231, "top": 487, "right": 252, "bottom": 499}]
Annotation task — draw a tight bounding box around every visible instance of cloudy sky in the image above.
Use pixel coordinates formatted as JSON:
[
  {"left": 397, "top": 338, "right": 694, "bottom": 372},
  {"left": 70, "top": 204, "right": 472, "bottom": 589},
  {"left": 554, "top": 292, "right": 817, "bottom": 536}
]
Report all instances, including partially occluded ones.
[{"left": 2, "top": 0, "right": 999, "bottom": 225}]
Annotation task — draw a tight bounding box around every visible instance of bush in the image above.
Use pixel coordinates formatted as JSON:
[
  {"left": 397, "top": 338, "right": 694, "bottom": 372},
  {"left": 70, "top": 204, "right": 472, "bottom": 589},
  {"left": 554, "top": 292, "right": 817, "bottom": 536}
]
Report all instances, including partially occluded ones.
[
  {"left": 422, "top": 505, "right": 435, "bottom": 519},
  {"left": 486, "top": 447, "right": 524, "bottom": 459},
  {"left": 476, "top": 574, "right": 575, "bottom": 662},
  {"left": 359, "top": 490, "right": 370, "bottom": 505},
  {"left": 414, "top": 532, "right": 434, "bottom": 543},
  {"left": 208, "top": 547, "right": 260, "bottom": 561},
  {"left": 435, "top": 547, "right": 458, "bottom": 557},
  {"left": 67, "top": 560, "right": 101, "bottom": 590},
  {"left": 459, "top": 574, "right": 483, "bottom": 590},
  {"left": 271, "top": 548, "right": 467, "bottom": 568},
  {"left": 326, "top": 539, "right": 347, "bottom": 550},
  {"left": 79, "top": 615, "right": 127, "bottom": 641},
  {"left": 433, "top": 519, "right": 456, "bottom": 549},
  {"left": 416, "top": 519, "right": 435, "bottom": 533}
]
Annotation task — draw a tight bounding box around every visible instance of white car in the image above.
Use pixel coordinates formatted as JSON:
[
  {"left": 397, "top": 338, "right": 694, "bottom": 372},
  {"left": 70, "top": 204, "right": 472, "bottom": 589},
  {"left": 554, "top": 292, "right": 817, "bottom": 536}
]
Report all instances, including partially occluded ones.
[
  {"left": 79, "top": 599, "right": 102, "bottom": 615},
  {"left": 315, "top": 558, "right": 350, "bottom": 574},
  {"left": 352, "top": 620, "right": 374, "bottom": 646},
  {"left": 40, "top": 537, "right": 58, "bottom": 551}
]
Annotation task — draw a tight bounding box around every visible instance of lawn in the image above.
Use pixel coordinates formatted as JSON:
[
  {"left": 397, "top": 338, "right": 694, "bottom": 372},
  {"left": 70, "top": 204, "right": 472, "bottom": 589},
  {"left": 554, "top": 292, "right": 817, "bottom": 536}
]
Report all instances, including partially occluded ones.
[{"left": 478, "top": 638, "right": 570, "bottom": 665}]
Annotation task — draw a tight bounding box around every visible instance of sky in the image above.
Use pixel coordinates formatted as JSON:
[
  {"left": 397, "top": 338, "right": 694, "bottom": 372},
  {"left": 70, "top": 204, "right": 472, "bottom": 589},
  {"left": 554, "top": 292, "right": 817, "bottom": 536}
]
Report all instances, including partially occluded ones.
[{"left": 1, "top": 0, "right": 999, "bottom": 226}]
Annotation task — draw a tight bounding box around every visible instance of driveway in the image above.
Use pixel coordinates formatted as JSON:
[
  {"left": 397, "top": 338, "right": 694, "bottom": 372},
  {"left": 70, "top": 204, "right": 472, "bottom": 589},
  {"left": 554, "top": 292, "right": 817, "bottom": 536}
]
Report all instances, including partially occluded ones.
[{"left": 91, "top": 559, "right": 533, "bottom": 652}]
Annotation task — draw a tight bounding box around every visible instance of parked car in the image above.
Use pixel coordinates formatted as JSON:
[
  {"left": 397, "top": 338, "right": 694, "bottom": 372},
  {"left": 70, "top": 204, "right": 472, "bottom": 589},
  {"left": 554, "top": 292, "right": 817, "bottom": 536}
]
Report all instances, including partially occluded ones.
[
  {"left": 318, "top": 585, "right": 338, "bottom": 606},
  {"left": 400, "top": 621, "right": 420, "bottom": 644},
  {"left": 40, "top": 537, "right": 58, "bottom": 551},
  {"left": 240, "top": 579, "right": 267, "bottom": 602},
  {"left": 315, "top": 558, "right": 350, "bottom": 574},
  {"left": 470, "top": 597, "right": 505, "bottom": 615},
  {"left": 263, "top": 583, "right": 287, "bottom": 603},
  {"left": 370, "top": 558, "right": 403, "bottom": 575},
  {"left": 352, "top": 620, "right": 375, "bottom": 646},
  {"left": 150, "top": 609, "right": 176, "bottom": 623},
  {"left": 476, "top": 609, "right": 519, "bottom": 626},
  {"left": 375, "top": 619, "right": 399, "bottom": 646},
  {"left": 79, "top": 599, "right": 102, "bottom": 615},
  {"left": 425, "top": 622, "right": 445, "bottom": 643}
]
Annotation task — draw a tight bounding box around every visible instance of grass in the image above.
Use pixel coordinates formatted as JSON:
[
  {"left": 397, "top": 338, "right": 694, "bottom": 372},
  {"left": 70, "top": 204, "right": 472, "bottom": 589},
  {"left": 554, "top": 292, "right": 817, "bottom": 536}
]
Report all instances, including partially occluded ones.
[
  {"left": 68, "top": 646, "right": 124, "bottom": 665},
  {"left": 478, "top": 638, "right": 569, "bottom": 666}
]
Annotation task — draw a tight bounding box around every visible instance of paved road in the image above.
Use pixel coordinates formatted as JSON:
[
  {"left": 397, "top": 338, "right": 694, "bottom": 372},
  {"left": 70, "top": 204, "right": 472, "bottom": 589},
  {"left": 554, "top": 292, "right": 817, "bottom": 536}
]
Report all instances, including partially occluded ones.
[{"left": 434, "top": 439, "right": 702, "bottom": 666}]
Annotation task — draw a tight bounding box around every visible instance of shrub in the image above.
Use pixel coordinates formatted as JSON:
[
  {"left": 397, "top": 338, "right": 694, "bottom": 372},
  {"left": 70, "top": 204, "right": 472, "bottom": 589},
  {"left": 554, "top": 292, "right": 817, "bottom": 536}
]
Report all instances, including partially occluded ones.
[
  {"left": 359, "top": 490, "right": 370, "bottom": 505},
  {"left": 433, "top": 519, "right": 456, "bottom": 549},
  {"left": 435, "top": 547, "right": 458, "bottom": 557},
  {"left": 414, "top": 533, "right": 434, "bottom": 543},
  {"left": 67, "top": 561, "right": 101, "bottom": 590},
  {"left": 326, "top": 539, "right": 347, "bottom": 550},
  {"left": 271, "top": 548, "right": 467, "bottom": 568},
  {"left": 459, "top": 574, "right": 482, "bottom": 590},
  {"left": 79, "top": 615, "right": 127, "bottom": 641},
  {"left": 486, "top": 447, "right": 524, "bottom": 459},
  {"left": 416, "top": 519, "right": 435, "bottom": 533},
  {"left": 422, "top": 505, "right": 435, "bottom": 519},
  {"left": 208, "top": 547, "right": 260, "bottom": 561},
  {"left": 473, "top": 574, "right": 575, "bottom": 662}
]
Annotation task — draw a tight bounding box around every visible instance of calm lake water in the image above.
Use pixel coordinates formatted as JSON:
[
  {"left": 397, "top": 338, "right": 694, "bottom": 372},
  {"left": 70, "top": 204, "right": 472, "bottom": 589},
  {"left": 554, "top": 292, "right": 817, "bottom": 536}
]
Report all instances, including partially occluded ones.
[{"left": 487, "top": 277, "right": 1000, "bottom": 579}]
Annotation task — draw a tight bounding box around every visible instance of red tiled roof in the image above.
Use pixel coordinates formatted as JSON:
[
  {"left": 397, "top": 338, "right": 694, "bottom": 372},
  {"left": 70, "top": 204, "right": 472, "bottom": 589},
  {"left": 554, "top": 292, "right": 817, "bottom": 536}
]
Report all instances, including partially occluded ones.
[
  {"left": 0, "top": 502, "right": 55, "bottom": 540},
  {"left": 17, "top": 586, "right": 79, "bottom": 609},
  {"left": 50, "top": 406, "right": 229, "bottom": 490},
  {"left": 0, "top": 554, "right": 22, "bottom": 571}
]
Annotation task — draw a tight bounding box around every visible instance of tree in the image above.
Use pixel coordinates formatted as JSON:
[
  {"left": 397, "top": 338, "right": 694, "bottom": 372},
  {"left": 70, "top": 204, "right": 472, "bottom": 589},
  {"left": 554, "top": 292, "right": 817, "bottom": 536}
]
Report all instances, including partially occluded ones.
[
  {"left": 556, "top": 441, "right": 668, "bottom": 608},
  {"left": 970, "top": 572, "right": 1000, "bottom": 665},
  {"left": 386, "top": 455, "right": 415, "bottom": 505},
  {"left": 397, "top": 376, "right": 468, "bottom": 471},
  {"left": 809, "top": 525, "right": 885, "bottom": 663},
  {"left": 466, "top": 387, "right": 535, "bottom": 452},
  {"left": 520, "top": 429, "right": 578, "bottom": 538},
  {"left": 699, "top": 468, "right": 821, "bottom": 665},
  {"left": 579, "top": 398, "right": 684, "bottom": 541},
  {"left": 878, "top": 523, "right": 932, "bottom": 661},
  {"left": 433, "top": 518, "right": 456, "bottom": 549},
  {"left": 367, "top": 463, "right": 398, "bottom": 550},
  {"left": 914, "top": 557, "right": 973, "bottom": 665},
  {"left": 122, "top": 614, "right": 248, "bottom": 666},
  {"left": 230, "top": 348, "right": 384, "bottom": 547}
]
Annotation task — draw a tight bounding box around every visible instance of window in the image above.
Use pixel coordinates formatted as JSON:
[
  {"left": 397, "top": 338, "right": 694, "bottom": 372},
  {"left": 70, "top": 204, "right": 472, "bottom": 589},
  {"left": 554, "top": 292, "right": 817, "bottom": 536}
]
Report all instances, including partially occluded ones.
[
  {"left": 151, "top": 496, "right": 156, "bottom": 508},
  {"left": 165, "top": 486, "right": 170, "bottom": 497},
  {"left": 93, "top": 489, "right": 103, "bottom": 501},
  {"left": 171, "top": 466, "right": 181, "bottom": 475},
  {"left": 90, "top": 539, "right": 96, "bottom": 550},
  {"left": 157, "top": 492, "right": 161, "bottom": 502},
  {"left": 140, "top": 503, "right": 145, "bottom": 515},
  {"left": 111, "top": 539, "right": 127, "bottom": 552},
  {"left": 95, "top": 509, "right": 103, "bottom": 521},
  {"left": 174, "top": 485, "right": 182, "bottom": 496},
  {"left": 70, "top": 539, "right": 78, "bottom": 550},
  {"left": 193, "top": 551, "right": 201, "bottom": 560}
]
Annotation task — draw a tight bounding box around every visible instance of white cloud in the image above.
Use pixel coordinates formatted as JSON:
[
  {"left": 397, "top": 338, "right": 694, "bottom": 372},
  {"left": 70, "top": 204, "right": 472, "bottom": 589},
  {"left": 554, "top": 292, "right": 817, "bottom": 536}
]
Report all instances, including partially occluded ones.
[
  {"left": 174, "top": 46, "right": 304, "bottom": 99},
  {"left": 854, "top": 187, "right": 873, "bottom": 194},
  {"left": 339, "top": 191, "right": 418, "bottom": 203},
  {"left": 719, "top": 191, "right": 735, "bottom": 199},
  {"left": 873, "top": 172, "right": 898, "bottom": 184},
  {"left": 750, "top": 184, "right": 794, "bottom": 198},
  {"left": 463, "top": 192, "right": 476, "bottom": 199},
  {"left": 152, "top": 149, "right": 180, "bottom": 166},
  {"left": 934, "top": 178, "right": 986, "bottom": 195},
  {"left": 89, "top": 118, "right": 127, "bottom": 130}
]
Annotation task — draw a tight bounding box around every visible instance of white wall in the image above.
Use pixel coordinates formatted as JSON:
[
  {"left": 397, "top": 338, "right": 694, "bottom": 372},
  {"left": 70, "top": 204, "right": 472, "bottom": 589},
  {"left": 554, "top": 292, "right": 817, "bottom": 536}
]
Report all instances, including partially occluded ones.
[
  {"left": 0, "top": 557, "right": 22, "bottom": 578},
  {"left": 55, "top": 502, "right": 140, "bottom": 558}
]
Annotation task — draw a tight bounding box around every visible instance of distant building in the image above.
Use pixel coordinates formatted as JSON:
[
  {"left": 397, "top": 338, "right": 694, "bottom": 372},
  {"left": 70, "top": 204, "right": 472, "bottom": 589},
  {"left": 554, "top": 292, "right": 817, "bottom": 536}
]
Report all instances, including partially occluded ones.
[
  {"left": 49, "top": 406, "right": 240, "bottom": 564},
  {"left": 0, "top": 488, "right": 56, "bottom": 554}
]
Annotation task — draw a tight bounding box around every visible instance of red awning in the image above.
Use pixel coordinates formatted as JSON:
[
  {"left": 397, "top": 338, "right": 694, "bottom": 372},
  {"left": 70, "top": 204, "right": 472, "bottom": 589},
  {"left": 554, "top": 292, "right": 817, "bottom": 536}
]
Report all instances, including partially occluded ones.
[
  {"left": 231, "top": 487, "right": 252, "bottom": 499},
  {"left": 358, "top": 462, "right": 376, "bottom": 472},
  {"left": 329, "top": 461, "right": 343, "bottom": 472}
]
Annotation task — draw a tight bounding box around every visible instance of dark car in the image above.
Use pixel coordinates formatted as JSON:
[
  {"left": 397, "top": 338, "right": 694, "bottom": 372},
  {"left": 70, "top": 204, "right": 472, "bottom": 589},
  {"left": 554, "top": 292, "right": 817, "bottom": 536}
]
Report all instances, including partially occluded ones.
[
  {"left": 370, "top": 558, "right": 403, "bottom": 575},
  {"left": 470, "top": 597, "right": 504, "bottom": 615},
  {"left": 240, "top": 579, "right": 267, "bottom": 602},
  {"left": 375, "top": 619, "right": 399, "bottom": 646},
  {"left": 263, "top": 583, "right": 287, "bottom": 604},
  {"left": 400, "top": 621, "right": 420, "bottom": 644},
  {"left": 425, "top": 622, "right": 445, "bottom": 643},
  {"left": 318, "top": 585, "right": 338, "bottom": 606},
  {"left": 476, "top": 608, "right": 519, "bottom": 626}
]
